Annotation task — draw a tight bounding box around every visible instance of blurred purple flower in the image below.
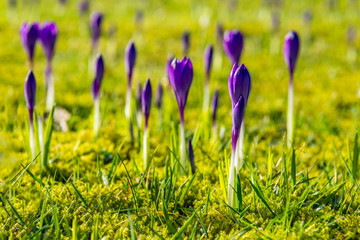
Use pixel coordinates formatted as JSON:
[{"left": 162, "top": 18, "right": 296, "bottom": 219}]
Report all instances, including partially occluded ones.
[
  {"left": 24, "top": 71, "right": 36, "bottom": 123},
  {"left": 283, "top": 31, "right": 300, "bottom": 78},
  {"left": 223, "top": 30, "right": 243, "bottom": 65},
  {"left": 78, "top": 0, "right": 89, "bottom": 15},
  {"left": 142, "top": 79, "right": 152, "bottom": 127},
  {"left": 20, "top": 22, "right": 39, "bottom": 66},
  {"left": 204, "top": 44, "right": 213, "bottom": 79},
  {"left": 228, "top": 63, "right": 251, "bottom": 108},
  {"left": 91, "top": 54, "right": 104, "bottom": 99},
  {"left": 156, "top": 83, "right": 163, "bottom": 109},
  {"left": 90, "top": 11, "right": 103, "bottom": 48},
  {"left": 188, "top": 139, "right": 195, "bottom": 174},
  {"left": 39, "top": 22, "right": 58, "bottom": 62},
  {"left": 182, "top": 31, "right": 190, "bottom": 55},
  {"left": 211, "top": 90, "right": 219, "bottom": 125},
  {"left": 125, "top": 40, "right": 136, "bottom": 83}
]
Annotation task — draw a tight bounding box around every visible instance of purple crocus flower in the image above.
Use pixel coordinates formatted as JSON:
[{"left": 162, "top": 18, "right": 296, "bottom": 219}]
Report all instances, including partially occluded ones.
[
  {"left": 142, "top": 79, "right": 152, "bottom": 127},
  {"left": 283, "top": 31, "right": 300, "bottom": 79},
  {"left": 168, "top": 57, "right": 193, "bottom": 123},
  {"left": 231, "top": 96, "right": 245, "bottom": 150},
  {"left": 78, "top": 0, "right": 89, "bottom": 15},
  {"left": 91, "top": 54, "right": 105, "bottom": 99},
  {"left": 24, "top": 71, "right": 36, "bottom": 123},
  {"left": 125, "top": 40, "right": 136, "bottom": 84},
  {"left": 228, "top": 63, "right": 251, "bottom": 108},
  {"left": 90, "top": 11, "right": 103, "bottom": 50},
  {"left": 39, "top": 22, "right": 58, "bottom": 63},
  {"left": 223, "top": 30, "right": 244, "bottom": 65},
  {"left": 204, "top": 44, "right": 214, "bottom": 80},
  {"left": 188, "top": 139, "right": 195, "bottom": 175},
  {"left": 182, "top": 31, "right": 190, "bottom": 55},
  {"left": 211, "top": 90, "right": 219, "bottom": 126},
  {"left": 20, "top": 22, "right": 39, "bottom": 68},
  {"left": 156, "top": 83, "right": 163, "bottom": 109}
]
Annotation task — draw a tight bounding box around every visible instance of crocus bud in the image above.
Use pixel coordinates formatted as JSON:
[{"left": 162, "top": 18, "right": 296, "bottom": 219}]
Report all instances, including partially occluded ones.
[
  {"left": 204, "top": 44, "right": 214, "bottom": 79},
  {"left": 39, "top": 22, "right": 58, "bottom": 63},
  {"left": 91, "top": 54, "right": 105, "bottom": 99},
  {"left": 211, "top": 90, "right": 219, "bottom": 125},
  {"left": 136, "top": 83, "right": 142, "bottom": 111},
  {"left": 24, "top": 71, "right": 36, "bottom": 123},
  {"left": 182, "top": 31, "right": 190, "bottom": 55},
  {"left": 78, "top": 0, "right": 89, "bottom": 15},
  {"left": 125, "top": 40, "right": 136, "bottom": 83},
  {"left": 188, "top": 139, "right": 195, "bottom": 175},
  {"left": 90, "top": 11, "right": 103, "bottom": 48},
  {"left": 168, "top": 57, "right": 194, "bottom": 122},
  {"left": 142, "top": 79, "right": 152, "bottom": 127},
  {"left": 283, "top": 31, "right": 300, "bottom": 78},
  {"left": 232, "top": 96, "right": 245, "bottom": 150},
  {"left": 228, "top": 63, "right": 251, "bottom": 108},
  {"left": 223, "top": 30, "right": 244, "bottom": 65},
  {"left": 156, "top": 83, "right": 163, "bottom": 109},
  {"left": 20, "top": 22, "right": 39, "bottom": 67}
]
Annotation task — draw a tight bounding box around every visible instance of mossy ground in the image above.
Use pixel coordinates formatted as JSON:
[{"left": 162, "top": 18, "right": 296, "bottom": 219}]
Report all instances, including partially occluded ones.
[{"left": 1, "top": 0, "right": 360, "bottom": 239}]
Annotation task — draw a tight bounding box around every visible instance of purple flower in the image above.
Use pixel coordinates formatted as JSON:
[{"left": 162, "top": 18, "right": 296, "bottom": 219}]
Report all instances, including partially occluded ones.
[
  {"left": 125, "top": 40, "right": 136, "bottom": 83},
  {"left": 39, "top": 22, "right": 58, "bottom": 62},
  {"left": 20, "top": 22, "right": 39, "bottom": 65},
  {"left": 203, "top": 44, "right": 213, "bottom": 79},
  {"left": 182, "top": 31, "right": 190, "bottom": 55},
  {"left": 223, "top": 30, "right": 244, "bottom": 65},
  {"left": 231, "top": 96, "right": 245, "bottom": 150},
  {"left": 168, "top": 57, "right": 193, "bottom": 122},
  {"left": 228, "top": 63, "right": 251, "bottom": 108},
  {"left": 156, "top": 83, "right": 163, "bottom": 109},
  {"left": 136, "top": 83, "right": 142, "bottom": 111},
  {"left": 91, "top": 54, "right": 104, "bottom": 99},
  {"left": 90, "top": 11, "right": 103, "bottom": 47},
  {"left": 188, "top": 139, "right": 195, "bottom": 174},
  {"left": 24, "top": 71, "right": 36, "bottom": 123},
  {"left": 142, "top": 79, "right": 152, "bottom": 127},
  {"left": 78, "top": 0, "right": 89, "bottom": 15},
  {"left": 211, "top": 90, "right": 219, "bottom": 125},
  {"left": 283, "top": 31, "right": 300, "bottom": 78}
]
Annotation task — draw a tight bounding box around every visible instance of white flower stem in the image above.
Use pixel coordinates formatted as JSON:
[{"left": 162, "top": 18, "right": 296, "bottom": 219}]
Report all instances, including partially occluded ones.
[
  {"left": 29, "top": 122, "right": 36, "bottom": 160},
  {"left": 202, "top": 79, "right": 210, "bottom": 112},
  {"left": 45, "top": 65, "right": 54, "bottom": 112},
  {"left": 94, "top": 97, "right": 100, "bottom": 137},
  {"left": 143, "top": 126, "right": 148, "bottom": 168},
  {"left": 228, "top": 146, "right": 238, "bottom": 209},
  {"left": 125, "top": 86, "right": 131, "bottom": 121},
  {"left": 238, "top": 122, "right": 245, "bottom": 168},
  {"left": 180, "top": 122, "right": 186, "bottom": 175},
  {"left": 287, "top": 79, "right": 294, "bottom": 148}
]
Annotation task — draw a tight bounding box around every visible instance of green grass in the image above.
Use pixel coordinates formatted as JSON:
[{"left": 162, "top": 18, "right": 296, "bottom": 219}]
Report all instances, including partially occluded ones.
[{"left": 1, "top": 0, "right": 360, "bottom": 239}]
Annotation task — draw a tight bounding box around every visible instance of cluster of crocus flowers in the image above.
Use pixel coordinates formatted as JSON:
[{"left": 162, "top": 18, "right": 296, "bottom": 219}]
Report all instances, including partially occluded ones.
[
  {"left": 203, "top": 44, "right": 213, "bottom": 111},
  {"left": 227, "top": 63, "right": 251, "bottom": 209},
  {"left": 124, "top": 40, "right": 137, "bottom": 123},
  {"left": 20, "top": 22, "right": 39, "bottom": 69},
  {"left": 169, "top": 57, "right": 193, "bottom": 174},
  {"left": 142, "top": 79, "right": 152, "bottom": 168},
  {"left": 283, "top": 31, "right": 300, "bottom": 148},
  {"left": 90, "top": 11, "right": 103, "bottom": 53},
  {"left": 39, "top": 22, "right": 58, "bottom": 112},
  {"left": 91, "top": 54, "right": 104, "bottom": 137},
  {"left": 24, "top": 71, "right": 37, "bottom": 159},
  {"left": 223, "top": 30, "right": 244, "bottom": 65}
]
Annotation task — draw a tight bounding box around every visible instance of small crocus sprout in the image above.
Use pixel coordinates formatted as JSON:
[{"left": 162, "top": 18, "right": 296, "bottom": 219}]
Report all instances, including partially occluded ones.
[
  {"left": 142, "top": 79, "right": 152, "bottom": 168},
  {"left": 24, "top": 71, "right": 36, "bottom": 158},
  {"left": 188, "top": 139, "right": 195, "bottom": 175},
  {"left": 223, "top": 30, "right": 244, "bottom": 65},
  {"left": 211, "top": 90, "right": 219, "bottom": 140},
  {"left": 228, "top": 63, "right": 251, "bottom": 167},
  {"left": 136, "top": 83, "right": 142, "bottom": 128},
  {"left": 91, "top": 54, "right": 104, "bottom": 136},
  {"left": 228, "top": 96, "right": 245, "bottom": 209},
  {"left": 90, "top": 11, "right": 103, "bottom": 52},
  {"left": 39, "top": 22, "right": 58, "bottom": 112},
  {"left": 203, "top": 44, "right": 214, "bottom": 111},
  {"left": 182, "top": 31, "right": 190, "bottom": 55},
  {"left": 156, "top": 83, "right": 163, "bottom": 109},
  {"left": 78, "top": 0, "right": 89, "bottom": 15},
  {"left": 20, "top": 22, "right": 39, "bottom": 69},
  {"left": 168, "top": 56, "right": 193, "bottom": 174},
  {"left": 124, "top": 40, "right": 137, "bottom": 121},
  {"left": 283, "top": 31, "right": 300, "bottom": 148}
]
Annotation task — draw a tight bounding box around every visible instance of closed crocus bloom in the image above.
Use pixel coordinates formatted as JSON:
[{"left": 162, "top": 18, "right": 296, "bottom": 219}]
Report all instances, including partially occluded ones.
[
  {"left": 211, "top": 90, "right": 219, "bottom": 125},
  {"left": 90, "top": 11, "right": 103, "bottom": 48},
  {"left": 142, "top": 79, "right": 152, "bottom": 127},
  {"left": 24, "top": 71, "right": 37, "bottom": 122},
  {"left": 125, "top": 40, "right": 136, "bottom": 83},
  {"left": 39, "top": 22, "right": 58, "bottom": 62},
  {"left": 283, "top": 31, "right": 300, "bottom": 78},
  {"left": 231, "top": 97, "right": 245, "bottom": 149},
  {"left": 188, "top": 139, "right": 195, "bottom": 175},
  {"left": 91, "top": 55, "right": 104, "bottom": 100},
  {"left": 182, "top": 31, "right": 190, "bottom": 55},
  {"left": 223, "top": 30, "right": 243, "bottom": 65},
  {"left": 20, "top": 22, "right": 39, "bottom": 67},
  {"left": 78, "top": 0, "right": 89, "bottom": 15},
  {"left": 168, "top": 57, "right": 193, "bottom": 121},
  {"left": 228, "top": 63, "right": 251, "bottom": 108},
  {"left": 204, "top": 44, "right": 213, "bottom": 79},
  {"left": 156, "top": 83, "right": 163, "bottom": 109}
]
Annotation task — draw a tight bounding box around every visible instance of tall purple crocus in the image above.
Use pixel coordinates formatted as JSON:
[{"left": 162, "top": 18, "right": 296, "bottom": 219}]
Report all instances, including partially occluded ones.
[
  {"left": 39, "top": 22, "right": 58, "bottom": 112},
  {"left": 283, "top": 30, "right": 300, "bottom": 148},
  {"left": 90, "top": 11, "right": 103, "bottom": 52},
  {"left": 203, "top": 44, "right": 214, "bottom": 111},
  {"left": 125, "top": 40, "right": 137, "bottom": 122},
  {"left": 24, "top": 71, "right": 37, "bottom": 158},
  {"left": 168, "top": 56, "right": 193, "bottom": 174},
  {"left": 223, "top": 30, "right": 244, "bottom": 65},
  {"left": 142, "top": 79, "right": 152, "bottom": 168},
  {"left": 91, "top": 54, "right": 104, "bottom": 136},
  {"left": 211, "top": 90, "right": 219, "bottom": 140},
  {"left": 182, "top": 31, "right": 190, "bottom": 56},
  {"left": 20, "top": 22, "right": 39, "bottom": 69}
]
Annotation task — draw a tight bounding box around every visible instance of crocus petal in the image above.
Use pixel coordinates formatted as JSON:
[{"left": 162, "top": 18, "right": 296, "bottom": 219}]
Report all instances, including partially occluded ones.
[
  {"left": 203, "top": 44, "right": 213, "bottom": 78},
  {"left": 229, "top": 63, "right": 251, "bottom": 108},
  {"left": 39, "top": 22, "right": 58, "bottom": 61},
  {"left": 188, "top": 139, "right": 195, "bottom": 174},
  {"left": 211, "top": 90, "right": 219, "bottom": 123},
  {"left": 142, "top": 78, "right": 152, "bottom": 121},
  {"left": 223, "top": 30, "right": 243, "bottom": 65},
  {"left": 90, "top": 11, "right": 103, "bottom": 45},
  {"left": 24, "top": 71, "right": 36, "bottom": 112},
  {"left": 231, "top": 96, "right": 245, "bottom": 149},
  {"left": 20, "top": 22, "right": 39, "bottom": 62},
  {"left": 283, "top": 31, "right": 300, "bottom": 77},
  {"left": 125, "top": 40, "right": 136, "bottom": 82},
  {"left": 91, "top": 54, "right": 104, "bottom": 99}
]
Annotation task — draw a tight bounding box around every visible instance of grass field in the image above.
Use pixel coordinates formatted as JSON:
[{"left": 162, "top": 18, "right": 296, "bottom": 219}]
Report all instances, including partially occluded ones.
[{"left": 1, "top": 0, "right": 360, "bottom": 239}]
